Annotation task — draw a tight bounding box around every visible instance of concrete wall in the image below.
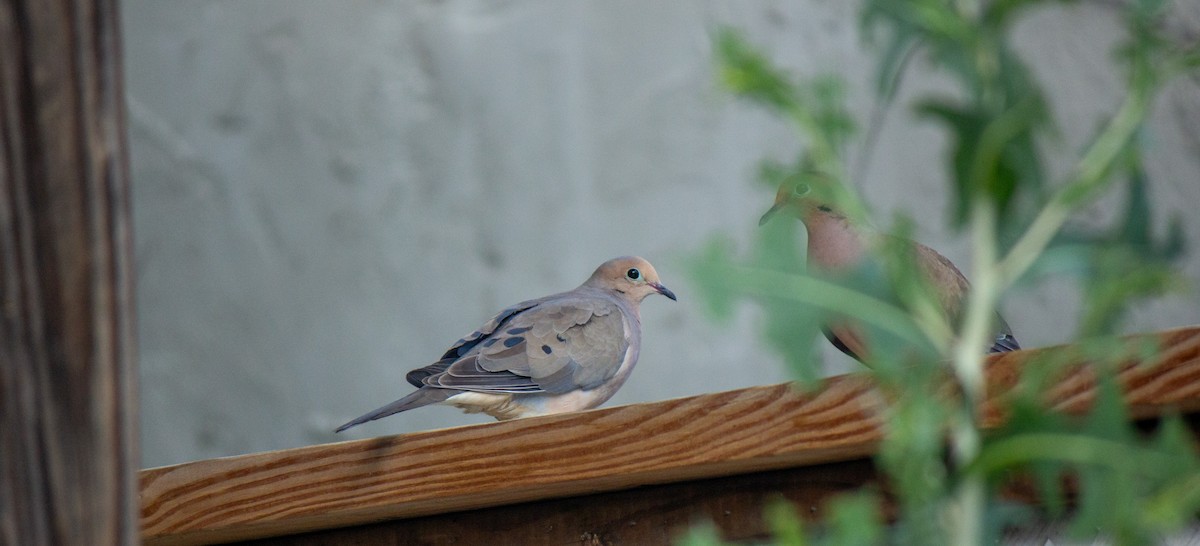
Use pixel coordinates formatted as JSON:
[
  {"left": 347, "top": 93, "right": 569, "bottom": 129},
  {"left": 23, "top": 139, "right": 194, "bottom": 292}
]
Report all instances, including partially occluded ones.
[{"left": 123, "top": 1, "right": 1200, "bottom": 468}]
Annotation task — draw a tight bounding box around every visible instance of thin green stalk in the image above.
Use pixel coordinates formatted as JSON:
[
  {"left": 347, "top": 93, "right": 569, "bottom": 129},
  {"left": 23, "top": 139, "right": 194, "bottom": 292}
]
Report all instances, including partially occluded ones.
[
  {"left": 946, "top": 421, "right": 985, "bottom": 545},
  {"left": 997, "top": 86, "right": 1151, "bottom": 285},
  {"left": 945, "top": 198, "right": 1000, "bottom": 546},
  {"left": 956, "top": 199, "right": 998, "bottom": 409},
  {"left": 904, "top": 287, "right": 956, "bottom": 356}
]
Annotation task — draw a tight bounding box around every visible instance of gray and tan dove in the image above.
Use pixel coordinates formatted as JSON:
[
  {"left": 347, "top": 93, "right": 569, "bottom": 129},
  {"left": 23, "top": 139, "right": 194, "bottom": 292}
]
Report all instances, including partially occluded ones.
[
  {"left": 336, "top": 256, "right": 677, "bottom": 432},
  {"left": 759, "top": 182, "right": 1019, "bottom": 363}
]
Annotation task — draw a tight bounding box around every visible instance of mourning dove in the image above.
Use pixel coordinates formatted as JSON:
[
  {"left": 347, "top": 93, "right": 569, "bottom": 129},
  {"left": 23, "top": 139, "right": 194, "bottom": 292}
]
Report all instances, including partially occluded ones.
[
  {"left": 759, "top": 182, "right": 1020, "bottom": 362},
  {"left": 336, "top": 256, "right": 677, "bottom": 432}
]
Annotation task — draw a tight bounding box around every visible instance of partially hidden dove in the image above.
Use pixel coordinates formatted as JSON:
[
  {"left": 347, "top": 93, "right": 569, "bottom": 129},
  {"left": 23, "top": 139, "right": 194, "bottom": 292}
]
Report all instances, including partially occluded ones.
[
  {"left": 336, "top": 256, "right": 677, "bottom": 432},
  {"left": 759, "top": 182, "right": 1020, "bottom": 363}
]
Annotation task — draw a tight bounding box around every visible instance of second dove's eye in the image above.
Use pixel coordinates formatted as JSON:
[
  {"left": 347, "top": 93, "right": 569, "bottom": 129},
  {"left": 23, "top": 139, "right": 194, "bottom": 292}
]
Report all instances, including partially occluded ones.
[{"left": 626, "top": 268, "right": 641, "bottom": 280}]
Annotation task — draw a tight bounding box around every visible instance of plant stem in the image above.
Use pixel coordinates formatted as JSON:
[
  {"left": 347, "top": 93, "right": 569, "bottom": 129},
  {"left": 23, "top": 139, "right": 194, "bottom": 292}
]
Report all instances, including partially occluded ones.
[
  {"left": 997, "top": 85, "right": 1150, "bottom": 285},
  {"left": 944, "top": 44, "right": 1155, "bottom": 546},
  {"left": 957, "top": 198, "right": 997, "bottom": 407},
  {"left": 946, "top": 198, "right": 999, "bottom": 546},
  {"left": 947, "top": 421, "right": 985, "bottom": 546}
]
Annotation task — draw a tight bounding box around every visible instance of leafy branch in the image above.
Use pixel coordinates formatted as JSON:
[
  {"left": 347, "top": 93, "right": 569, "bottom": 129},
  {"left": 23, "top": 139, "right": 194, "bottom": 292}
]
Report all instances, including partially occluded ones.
[{"left": 686, "top": 0, "right": 1200, "bottom": 544}]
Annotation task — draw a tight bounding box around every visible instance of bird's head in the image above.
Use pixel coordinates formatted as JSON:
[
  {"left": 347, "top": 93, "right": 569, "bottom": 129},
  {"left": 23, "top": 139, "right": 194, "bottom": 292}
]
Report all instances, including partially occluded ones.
[
  {"left": 758, "top": 179, "right": 838, "bottom": 226},
  {"left": 587, "top": 256, "right": 677, "bottom": 303}
]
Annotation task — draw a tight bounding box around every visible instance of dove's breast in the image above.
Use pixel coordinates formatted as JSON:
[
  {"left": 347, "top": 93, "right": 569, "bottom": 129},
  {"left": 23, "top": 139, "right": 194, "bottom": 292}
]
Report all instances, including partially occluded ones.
[{"left": 524, "top": 325, "right": 641, "bottom": 414}]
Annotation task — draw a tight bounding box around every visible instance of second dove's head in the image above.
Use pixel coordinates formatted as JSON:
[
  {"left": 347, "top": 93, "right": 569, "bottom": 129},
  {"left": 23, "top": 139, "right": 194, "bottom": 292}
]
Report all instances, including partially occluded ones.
[
  {"left": 758, "top": 175, "right": 845, "bottom": 226},
  {"left": 586, "top": 256, "right": 677, "bottom": 303}
]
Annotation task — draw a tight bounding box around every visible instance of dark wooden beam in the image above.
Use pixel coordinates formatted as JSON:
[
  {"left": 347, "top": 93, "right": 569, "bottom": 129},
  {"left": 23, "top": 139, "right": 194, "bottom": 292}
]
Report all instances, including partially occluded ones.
[
  {"left": 0, "top": 0, "right": 137, "bottom": 545},
  {"left": 236, "top": 459, "right": 883, "bottom": 546}
]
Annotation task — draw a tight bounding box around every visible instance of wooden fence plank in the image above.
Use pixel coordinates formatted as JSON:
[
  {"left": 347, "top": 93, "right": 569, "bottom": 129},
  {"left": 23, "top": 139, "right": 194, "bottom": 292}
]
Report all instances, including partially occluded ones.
[
  {"left": 0, "top": 0, "right": 137, "bottom": 544},
  {"left": 140, "top": 326, "right": 1200, "bottom": 545},
  {"left": 142, "top": 374, "right": 883, "bottom": 545}
]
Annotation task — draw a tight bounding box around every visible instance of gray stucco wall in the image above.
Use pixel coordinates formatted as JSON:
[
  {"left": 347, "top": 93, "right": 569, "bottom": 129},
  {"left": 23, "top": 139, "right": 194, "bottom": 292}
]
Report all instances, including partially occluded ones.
[{"left": 124, "top": 1, "right": 1200, "bottom": 468}]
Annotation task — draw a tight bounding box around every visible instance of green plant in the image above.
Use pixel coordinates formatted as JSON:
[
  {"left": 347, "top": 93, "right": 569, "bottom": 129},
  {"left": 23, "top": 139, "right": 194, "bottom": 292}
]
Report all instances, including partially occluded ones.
[{"left": 686, "top": 0, "right": 1199, "bottom": 544}]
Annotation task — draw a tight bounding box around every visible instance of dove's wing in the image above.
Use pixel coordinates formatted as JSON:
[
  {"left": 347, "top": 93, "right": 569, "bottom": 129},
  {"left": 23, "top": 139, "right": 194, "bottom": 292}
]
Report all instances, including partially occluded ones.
[
  {"left": 422, "top": 293, "right": 630, "bottom": 395},
  {"left": 405, "top": 297, "right": 545, "bottom": 387},
  {"left": 914, "top": 242, "right": 1022, "bottom": 354}
]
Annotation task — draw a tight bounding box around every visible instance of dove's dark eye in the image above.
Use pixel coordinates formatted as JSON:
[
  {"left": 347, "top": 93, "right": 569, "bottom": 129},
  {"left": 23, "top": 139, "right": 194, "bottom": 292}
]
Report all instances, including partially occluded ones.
[{"left": 626, "top": 268, "right": 641, "bottom": 281}]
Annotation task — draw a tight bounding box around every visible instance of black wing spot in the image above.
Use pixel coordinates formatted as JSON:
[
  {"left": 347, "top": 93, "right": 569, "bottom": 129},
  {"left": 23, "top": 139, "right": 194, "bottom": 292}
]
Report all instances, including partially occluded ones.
[
  {"left": 503, "top": 337, "right": 524, "bottom": 348},
  {"left": 507, "top": 326, "right": 531, "bottom": 335},
  {"left": 443, "top": 303, "right": 533, "bottom": 359},
  {"left": 556, "top": 333, "right": 567, "bottom": 342},
  {"left": 483, "top": 337, "right": 499, "bottom": 347},
  {"left": 541, "top": 344, "right": 552, "bottom": 354}
]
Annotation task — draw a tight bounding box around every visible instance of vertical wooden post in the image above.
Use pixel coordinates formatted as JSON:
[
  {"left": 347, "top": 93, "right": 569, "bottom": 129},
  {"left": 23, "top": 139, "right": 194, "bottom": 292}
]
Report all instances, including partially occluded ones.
[{"left": 0, "top": 0, "right": 137, "bottom": 544}]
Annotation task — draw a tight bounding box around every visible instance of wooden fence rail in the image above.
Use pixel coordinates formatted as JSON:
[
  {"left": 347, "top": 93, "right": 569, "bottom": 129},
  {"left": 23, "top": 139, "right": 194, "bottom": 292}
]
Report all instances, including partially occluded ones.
[{"left": 140, "top": 326, "right": 1200, "bottom": 545}]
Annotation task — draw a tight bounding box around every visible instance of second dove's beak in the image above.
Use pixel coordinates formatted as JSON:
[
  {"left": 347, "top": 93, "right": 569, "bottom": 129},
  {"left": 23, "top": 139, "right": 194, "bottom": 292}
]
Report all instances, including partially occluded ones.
[
  {"left": 758, "top": 202, "right": 786, "bottom": 226},
  {"left": 651, "top": 282, "right": 677, "bottom": 301}
]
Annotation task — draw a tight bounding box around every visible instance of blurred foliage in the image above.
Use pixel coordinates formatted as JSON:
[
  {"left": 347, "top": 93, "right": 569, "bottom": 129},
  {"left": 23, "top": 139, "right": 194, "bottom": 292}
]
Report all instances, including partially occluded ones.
[
  {"left": 975, "top": 377, "right": 1200, "bottom": 543},
  {"left": 862, "top": 0, "right": 1056, "bottom": 234},
  {"left": 1036, "top": 165, "right": 1187, "bottom": 337},
  {"left": 683, "top": 0, "right": 1199, "bottom": 544}
]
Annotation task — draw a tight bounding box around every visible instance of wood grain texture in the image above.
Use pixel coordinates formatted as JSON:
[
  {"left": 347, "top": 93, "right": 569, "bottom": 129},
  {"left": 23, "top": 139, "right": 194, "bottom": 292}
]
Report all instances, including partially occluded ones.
[
  {"left": 140, "top": 326, "right": 1200, "bottom": 546},
  {"left": 0, "top": 0, "right": 137, "bottom": 544},
  {"left": 142, "top": 374, "right": 884, "bottom": 545},
  {"left": 236, "top": 414, "right": 1200, "bottom": 546}
]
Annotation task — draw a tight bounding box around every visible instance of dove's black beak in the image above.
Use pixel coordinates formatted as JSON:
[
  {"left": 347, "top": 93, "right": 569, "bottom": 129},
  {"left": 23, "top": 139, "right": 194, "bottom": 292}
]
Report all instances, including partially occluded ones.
[
  {"left": 758, "top": 202, "right": 786, "bottom": 226},
  {"left": 651, "top": 282, "right": 677, "bottom": 301}
]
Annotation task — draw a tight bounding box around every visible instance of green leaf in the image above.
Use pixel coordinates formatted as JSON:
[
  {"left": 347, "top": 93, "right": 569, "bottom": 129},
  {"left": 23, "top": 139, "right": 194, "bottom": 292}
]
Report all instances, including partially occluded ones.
[
  {"left": 877, "top": 392, "right": 950, "bottom": 546},
  {"left": 759, "top": 293, "right": 825, "bottom": 386},
  {"left": 765, "top": 497, "right": 808, "bottom": 546},
  {"left": 1045, "top": 163, "right": 1188, "bottom": 337},
  {"left": 715, "top": 29, "right": 799, "bottom": 114},
  {"left": 693, "top": 4, "right": 1200, "bottom": 546},
  {"left": 821, "top": 493, "right": 884, "bottom": 546},
  {"left": 1140, "top": 417, "right": 1200, "bottom": 531},
  {"left": 687, "top": 235, "right": 741, "bottom": 321},
  {"left": 985, "top": 391, "right": 1072, "bottom": 516},
  {"left": 915, "top": 95, "right": 1047, "bottom": 231},
  {"left": 674, "top": 520, "right": 732, "bottom": 546}
]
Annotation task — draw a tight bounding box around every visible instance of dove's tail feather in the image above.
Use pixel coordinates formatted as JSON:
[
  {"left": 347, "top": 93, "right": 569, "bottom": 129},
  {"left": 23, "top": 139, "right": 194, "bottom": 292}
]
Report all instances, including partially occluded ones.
[
  {"left": 335, "top": 388, "right": 457, "bottom": 433},
  {"left": 989, "top": 333, "right": 1021, "bottom": 353}
]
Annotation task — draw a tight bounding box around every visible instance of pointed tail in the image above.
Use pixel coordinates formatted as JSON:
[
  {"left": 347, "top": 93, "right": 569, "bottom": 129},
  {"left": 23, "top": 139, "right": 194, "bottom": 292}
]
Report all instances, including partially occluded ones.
[
  {"left": 335, "top": 388, "right": 457, "bottom": 433},
  {"left": 989, "top": 333, "right": 1021, "bottom": 353}
]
